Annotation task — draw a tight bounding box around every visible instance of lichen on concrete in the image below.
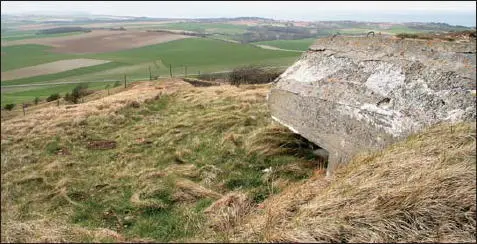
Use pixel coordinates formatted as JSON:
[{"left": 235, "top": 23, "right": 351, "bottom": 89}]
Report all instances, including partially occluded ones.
[{"left": 268, "top": 36, "right": 476, "bottom": 175}]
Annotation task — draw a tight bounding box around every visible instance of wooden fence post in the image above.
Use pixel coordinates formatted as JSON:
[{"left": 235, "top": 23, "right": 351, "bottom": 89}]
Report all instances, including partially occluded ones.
[
  {"left": 149, "top": 66, "right": 152, "bottom": 80},
  {"left": 185, "top": 66, "right": 187, "bottom": 78},
  {"left": 22, "top": 103, "right": 25, "bottom": 116},
  {"left": 124, "top": 74, "right": 127, "bottom": 88},
  {"left": 169, "top": 64, "right": 173, "bottom": 78}
]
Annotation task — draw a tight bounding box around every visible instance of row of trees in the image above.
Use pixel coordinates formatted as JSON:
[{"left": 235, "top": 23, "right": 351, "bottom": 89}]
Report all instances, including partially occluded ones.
[
  {"left": 36, "top": 27, "right": 91, "bottom": 35},
  {"left": 237, "top": 25, "right": 325, "bottom": 43}
]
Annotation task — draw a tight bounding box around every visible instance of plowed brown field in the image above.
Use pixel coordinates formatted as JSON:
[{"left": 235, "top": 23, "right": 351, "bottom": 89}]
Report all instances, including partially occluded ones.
[{"left": 2, "top": 30, "right": 192, "bottom": 54}]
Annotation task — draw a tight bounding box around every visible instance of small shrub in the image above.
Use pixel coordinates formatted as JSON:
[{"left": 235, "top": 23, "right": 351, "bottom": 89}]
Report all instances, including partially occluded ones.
[
  {"left": 64, "top": 83, "right": 92, "bottom": 104},
  {"left": 396, "top": 33, "right": 419, "bottom": 39},
  {"left": 46, "top": 93, "right": 60, "bottom": 102},
  {"left": 4, "top": 103, "right": 15, "bottom": 111},
  {"left": 113, "top": 80, "right": 122, "bottom": 87},
  {"left": 34, "top": 97, "right": 40, "bottom": 105}
]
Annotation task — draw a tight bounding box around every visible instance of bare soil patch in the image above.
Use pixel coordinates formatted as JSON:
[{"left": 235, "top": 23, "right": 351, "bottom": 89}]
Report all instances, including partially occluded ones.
[
  {"left": 1, "top": 59, "right": 111, "bottom": 81},
  {"left": 86, "top": 140, "right": 117, "bottom": 150},
  {"left": 2, "top": 30, "right": 192, "bottom": 54}
]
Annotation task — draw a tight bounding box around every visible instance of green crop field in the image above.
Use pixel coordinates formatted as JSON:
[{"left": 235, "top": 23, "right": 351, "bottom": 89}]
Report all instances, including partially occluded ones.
[
  {"left": 254, "top": 38, "right": 316, "bottom": 51},
  {"left": 1, "top": 44, "right": 76, "bottom": 71},
  {"left": 92, "top": 38, "right": 299, "bottom": 70},
  {"left": 1, "top": 31, "right": 87, "bottom": 41}
]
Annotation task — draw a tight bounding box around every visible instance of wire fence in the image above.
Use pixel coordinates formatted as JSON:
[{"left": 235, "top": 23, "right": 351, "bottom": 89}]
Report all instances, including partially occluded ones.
[
  {"left": 1, "top": 64, "right": 290, "bottom": 114},
  {"left": 1, "top": 65, "right": 289, "bottom": 88}
]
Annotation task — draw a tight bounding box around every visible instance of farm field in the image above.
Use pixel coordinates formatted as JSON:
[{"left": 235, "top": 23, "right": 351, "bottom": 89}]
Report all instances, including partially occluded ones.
[
  {"left": 1, "top": 31, "right": 87, "bottom": 41},
  {"left": 1, "top": 44, "right": 76, "bottom": 71},
  {"left": 149, "top": 22, "right": 249, "bottom": 34},
  {"left": 1, "top": 36, "right": 301, "bottom": 106},
  {"left": 254, "top": 38, "right": 316, "bottom": 51},
  {"left": 1, "top": 58, "right": 111, "bottom": 81},
  {"left": 1, "top": 30, "right": 192, "bottom": 53},
  {"left": 3, "top": 18, "right": 471, "bottom": 107}
]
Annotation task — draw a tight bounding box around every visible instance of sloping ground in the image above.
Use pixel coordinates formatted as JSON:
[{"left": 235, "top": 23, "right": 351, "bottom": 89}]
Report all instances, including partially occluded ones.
[
  {"left": 1, "top": 79, "right": 321, "bottom": 242},
  {"left": 2, "top": 78, "right": 474, "bottom": 242},
  {"left": 2, "top": 30, "right": 192, "bottom": 54},
  {"left": 1, "top": 59, "right": 111, "bottom": 81},
  {"left": 229, "top": 122, "right": 476, "bottom": 242},
  {"left": 1, "top": 80, "right": 181, "bottom": 139}
]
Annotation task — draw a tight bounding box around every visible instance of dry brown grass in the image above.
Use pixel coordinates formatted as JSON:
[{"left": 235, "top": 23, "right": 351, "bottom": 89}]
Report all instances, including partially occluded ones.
[
  {"left": 1, "top": 79, "right": 186, "bottom": 140},
  {"left": 1, "top": 218, "right": 155, "bottom": 243},
  {"left": 6, "top": 77, "right": 470, "bottom": 243},
  {"left": 231, "top": 122, "right": 476, "bottom": 243},
  {"left": 3, "top": 78, "right": 311, "bottom": 242}
]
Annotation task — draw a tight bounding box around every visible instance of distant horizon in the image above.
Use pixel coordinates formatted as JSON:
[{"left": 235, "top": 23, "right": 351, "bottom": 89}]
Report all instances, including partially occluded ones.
[
  {"left": 2, "top": 1, "right": 476, "bottom": 27},
  {"left": 2, "top": 12, "right": 475, "bottom": 29}
]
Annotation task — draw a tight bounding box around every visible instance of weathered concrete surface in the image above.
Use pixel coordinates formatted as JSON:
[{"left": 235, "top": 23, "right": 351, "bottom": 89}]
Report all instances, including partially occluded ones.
[{"left": 268, "top": 36, "right": 476, "bottom": 176}]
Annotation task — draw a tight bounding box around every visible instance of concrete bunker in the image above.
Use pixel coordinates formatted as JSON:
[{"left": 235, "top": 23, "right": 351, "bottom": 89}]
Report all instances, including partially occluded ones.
[{"left": 269, "top": 35, "right": 476, "bottom": 176}]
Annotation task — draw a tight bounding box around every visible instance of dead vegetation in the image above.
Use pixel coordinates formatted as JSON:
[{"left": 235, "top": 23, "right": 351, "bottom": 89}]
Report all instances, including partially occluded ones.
[
  {"left": 396, "top": 30, "right": 477, "bottom": 42},
  {"left": 2, "top": 78, "right": 474, "bottom": 243},
  {"left": 229, "top": 122, "right": 476, "bottom": 243}
]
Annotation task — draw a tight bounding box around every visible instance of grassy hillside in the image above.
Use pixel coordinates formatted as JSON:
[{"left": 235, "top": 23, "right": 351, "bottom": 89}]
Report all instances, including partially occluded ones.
[
  {"left": 254, "top": 38, "right": 316, "bottom": 51},
  {"left": 2, "top": 79, "right": 475, "bottom": 243},
  {"left": 1, "top": 81, "right": 120, "bottom": 105},
  {"left": 1, "top": 80, "right": 321, "bottom": 242}
]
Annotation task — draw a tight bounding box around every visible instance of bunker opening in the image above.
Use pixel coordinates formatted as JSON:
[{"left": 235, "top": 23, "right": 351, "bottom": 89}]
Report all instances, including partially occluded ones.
[{"left": 287, "top": 132, "right": 329, "bottom": 169}]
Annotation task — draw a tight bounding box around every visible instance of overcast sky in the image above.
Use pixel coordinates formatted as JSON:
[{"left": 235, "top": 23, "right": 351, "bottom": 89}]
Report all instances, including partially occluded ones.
[{"left": 2, "top": 1, "right": 476, "bottom": 26}]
